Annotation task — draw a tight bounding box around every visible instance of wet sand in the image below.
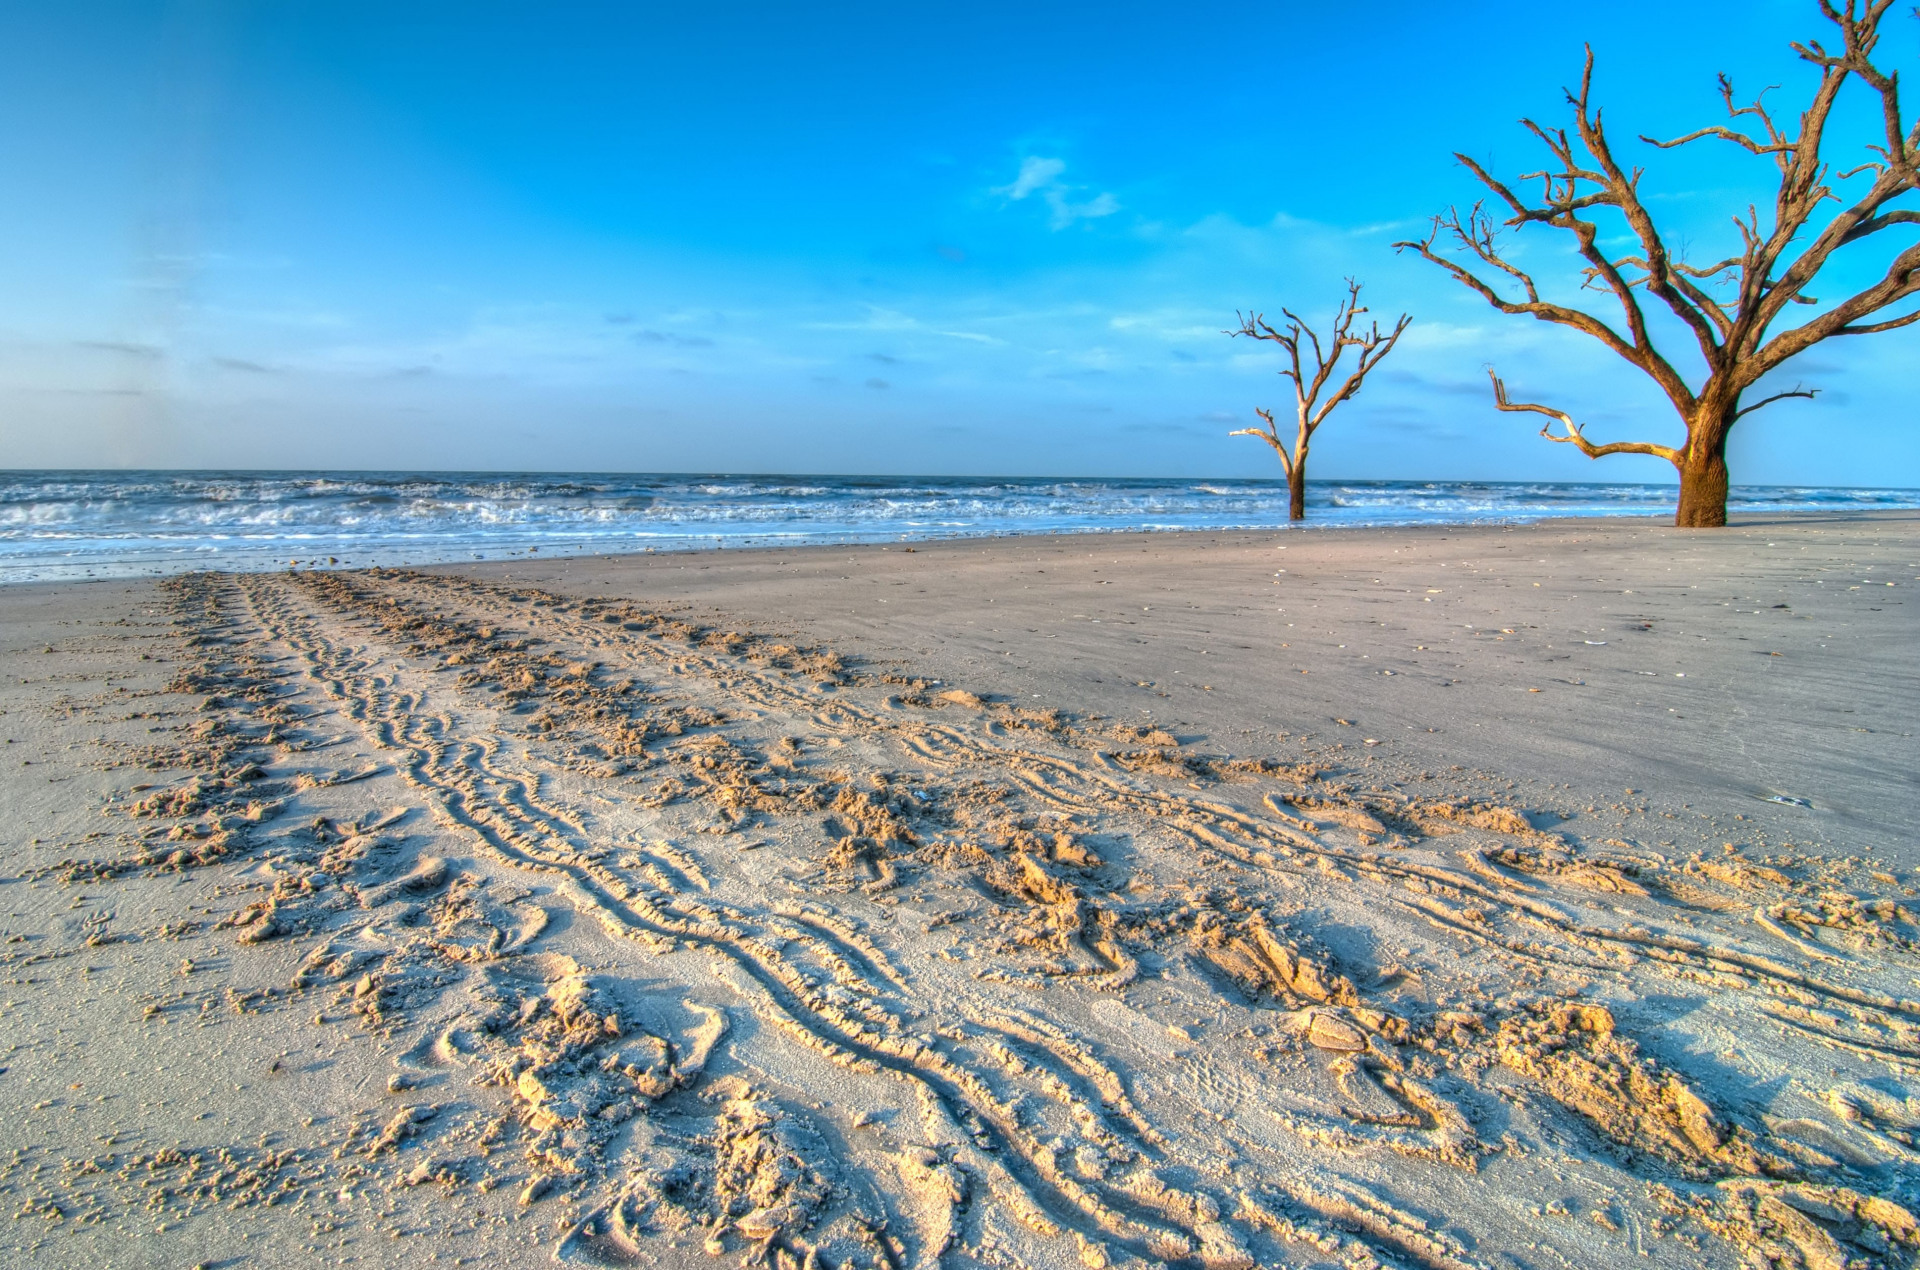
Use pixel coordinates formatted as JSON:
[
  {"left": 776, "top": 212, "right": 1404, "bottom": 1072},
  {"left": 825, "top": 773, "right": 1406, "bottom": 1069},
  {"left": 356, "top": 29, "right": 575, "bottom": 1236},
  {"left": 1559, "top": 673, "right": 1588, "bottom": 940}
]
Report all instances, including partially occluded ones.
[{"left": 1, "top": 512, "right": 1916, "bottom": 1269}]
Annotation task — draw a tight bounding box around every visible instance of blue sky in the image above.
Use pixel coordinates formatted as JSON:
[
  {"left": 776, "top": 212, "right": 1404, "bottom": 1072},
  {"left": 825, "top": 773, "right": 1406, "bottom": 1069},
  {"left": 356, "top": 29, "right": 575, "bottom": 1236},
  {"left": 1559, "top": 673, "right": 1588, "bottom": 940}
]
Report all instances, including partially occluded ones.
[{"left": 0, "top": 0, "right": 1914, "bottom": 484}]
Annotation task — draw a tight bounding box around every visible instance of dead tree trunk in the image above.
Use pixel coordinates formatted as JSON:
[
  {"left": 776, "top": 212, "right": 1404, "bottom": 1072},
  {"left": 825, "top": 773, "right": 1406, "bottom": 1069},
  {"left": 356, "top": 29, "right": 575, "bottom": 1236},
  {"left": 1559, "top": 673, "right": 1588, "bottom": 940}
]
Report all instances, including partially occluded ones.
[
  {"left": 1227, "top": 280, "right": 1409, "bottom": 523},
  {"left": 1398, "top": 0, "right": 1920, "bottom": 528},
  {"left": 1677, "top": 407, "right": 1736, "bottom": 529}
]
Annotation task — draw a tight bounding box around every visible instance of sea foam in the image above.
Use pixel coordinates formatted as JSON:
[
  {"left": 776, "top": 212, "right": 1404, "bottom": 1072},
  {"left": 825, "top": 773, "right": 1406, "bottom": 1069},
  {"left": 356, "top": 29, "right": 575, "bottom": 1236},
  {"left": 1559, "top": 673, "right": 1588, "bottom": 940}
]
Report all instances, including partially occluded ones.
[{"left": 3, "top": 470, "right": 1915, "bottom": 583}]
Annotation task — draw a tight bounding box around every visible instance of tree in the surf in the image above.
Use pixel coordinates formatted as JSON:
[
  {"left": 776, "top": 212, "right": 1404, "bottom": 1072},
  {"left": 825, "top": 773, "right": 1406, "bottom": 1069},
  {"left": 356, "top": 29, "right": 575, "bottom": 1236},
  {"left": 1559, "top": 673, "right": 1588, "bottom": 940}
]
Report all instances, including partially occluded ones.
[
  {"left": 1397, "top": 0, "right": 1920, "bottom": 528},
  {"left": 1226, "top": 280, "right": 1410, "bottom": 521}
]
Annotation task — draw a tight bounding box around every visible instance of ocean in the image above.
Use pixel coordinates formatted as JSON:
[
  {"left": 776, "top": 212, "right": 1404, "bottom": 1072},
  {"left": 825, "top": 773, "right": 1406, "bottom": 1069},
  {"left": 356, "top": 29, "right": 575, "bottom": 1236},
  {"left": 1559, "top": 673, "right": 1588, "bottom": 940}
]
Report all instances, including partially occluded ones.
[{"left": 3, "top": 470, "right": 1916, "bottom": 585}]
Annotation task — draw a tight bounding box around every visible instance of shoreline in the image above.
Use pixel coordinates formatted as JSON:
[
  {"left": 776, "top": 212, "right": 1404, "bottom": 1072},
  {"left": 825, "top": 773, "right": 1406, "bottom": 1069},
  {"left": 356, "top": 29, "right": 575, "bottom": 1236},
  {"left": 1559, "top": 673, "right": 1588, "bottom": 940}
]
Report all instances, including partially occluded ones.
[{"left": 9, "top": 504, "right": 1920, "bottom": 589}]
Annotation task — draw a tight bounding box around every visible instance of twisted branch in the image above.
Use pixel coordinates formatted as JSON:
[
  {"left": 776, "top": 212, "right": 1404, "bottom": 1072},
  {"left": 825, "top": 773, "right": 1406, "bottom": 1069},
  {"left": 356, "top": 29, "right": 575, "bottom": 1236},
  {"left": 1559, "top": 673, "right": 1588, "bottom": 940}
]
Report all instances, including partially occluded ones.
[{"left": 1487, "top": 370, "right": 1684, "bottom": 465}]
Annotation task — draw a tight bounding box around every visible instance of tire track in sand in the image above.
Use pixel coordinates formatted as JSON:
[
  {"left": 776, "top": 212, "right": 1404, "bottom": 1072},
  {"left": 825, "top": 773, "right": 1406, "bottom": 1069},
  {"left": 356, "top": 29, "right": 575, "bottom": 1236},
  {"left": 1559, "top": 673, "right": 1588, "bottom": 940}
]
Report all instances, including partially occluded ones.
[{"left": 241, "top": 572, "right": 1258, "bottom": 1268}]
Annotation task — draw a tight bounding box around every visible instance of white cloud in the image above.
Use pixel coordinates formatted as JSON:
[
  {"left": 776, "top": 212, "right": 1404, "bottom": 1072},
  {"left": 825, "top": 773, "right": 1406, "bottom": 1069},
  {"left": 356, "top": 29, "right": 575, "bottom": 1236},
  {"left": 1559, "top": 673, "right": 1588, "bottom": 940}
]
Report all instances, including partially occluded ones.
[
  {"left": 1056, "top": 191, "right": 1118, "bottom": 229},
  {"left": 994, "top": 156, "right": 1065, "bottom": 201},
  {"left": 1107, "top": 308, "right": 1225, "bottom": 340},
  {"left": 992, "top": 156, "right": 1119, "bottom": 230}
]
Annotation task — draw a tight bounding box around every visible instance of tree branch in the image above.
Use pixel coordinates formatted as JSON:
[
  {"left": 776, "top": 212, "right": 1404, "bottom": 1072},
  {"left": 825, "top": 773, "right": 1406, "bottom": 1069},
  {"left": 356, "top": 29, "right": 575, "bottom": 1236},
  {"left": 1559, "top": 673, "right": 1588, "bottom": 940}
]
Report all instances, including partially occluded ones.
[
  {"left": 1833, "top": 306, "right": 1920, "bottom": 335},
  {"left": 1394, "top": 216, "right": 1654, "bottom": 373},
  {"left": 1228, "top": 408, "right": 1297, "bottom": 479},
  {"left": 1733, "top": 386, "right": 1820, "bottom": 418},
  {"left": 1488, "top": 370, "right": 1683, "bottom": 465},
  {"left": 1750, "top": 240, "right": 1920, "bottom": 373}
]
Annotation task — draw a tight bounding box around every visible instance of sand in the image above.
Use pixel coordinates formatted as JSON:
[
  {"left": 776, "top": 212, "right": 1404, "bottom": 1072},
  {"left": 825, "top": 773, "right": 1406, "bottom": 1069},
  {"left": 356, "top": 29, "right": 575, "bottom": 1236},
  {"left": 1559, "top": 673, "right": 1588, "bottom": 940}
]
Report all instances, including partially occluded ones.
[{"left": 0, "top": 511, "right": 1915, "bottom": 1269}]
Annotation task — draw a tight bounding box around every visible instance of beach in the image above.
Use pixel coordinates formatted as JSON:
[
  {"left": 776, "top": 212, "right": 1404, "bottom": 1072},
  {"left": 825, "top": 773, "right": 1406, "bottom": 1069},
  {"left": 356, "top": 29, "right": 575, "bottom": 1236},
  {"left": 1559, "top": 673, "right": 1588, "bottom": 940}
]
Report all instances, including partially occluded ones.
[
  {"left": 456, "top": 513, "right": 1918, "bottom": 853},
  {"left": 3, "top": 511, "right": 1917, "bottom": 1268}
]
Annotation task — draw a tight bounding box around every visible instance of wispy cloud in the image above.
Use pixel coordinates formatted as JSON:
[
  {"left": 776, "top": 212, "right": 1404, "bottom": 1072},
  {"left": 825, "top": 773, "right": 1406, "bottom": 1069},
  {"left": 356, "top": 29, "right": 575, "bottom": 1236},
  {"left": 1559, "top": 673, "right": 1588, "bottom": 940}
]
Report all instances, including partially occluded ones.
[
  {"left": 804, "top": 306, "right": 1002, "bottom": 345},
  {"left": 634, "top": 329, "right": 715, "bottom": 348},
  {"left": 992, "top": 156, "right": 1119, "bottom": 230},
  {"left": 1108, "top": 309, "right": 1225, "bottom": 341},
  {"left": 74, "top": 340, "right": 164, "bottom": 358},
  {"left": 211, "top": 356, "right": 279, "bottom": 374},
  {"left": 997, "top": 156, "right": 1064, "bottom": 200}
]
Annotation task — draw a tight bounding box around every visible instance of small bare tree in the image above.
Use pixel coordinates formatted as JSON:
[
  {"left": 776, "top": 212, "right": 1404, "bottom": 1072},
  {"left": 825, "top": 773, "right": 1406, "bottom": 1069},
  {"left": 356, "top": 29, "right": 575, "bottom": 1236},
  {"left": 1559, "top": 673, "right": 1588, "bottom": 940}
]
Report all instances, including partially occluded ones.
[
  {"left": 1227, "top": 280, "right": 1410, "bottom": 521},
  {"left": 1397, "top": 0, "right": 1920, "bottom": 528}
]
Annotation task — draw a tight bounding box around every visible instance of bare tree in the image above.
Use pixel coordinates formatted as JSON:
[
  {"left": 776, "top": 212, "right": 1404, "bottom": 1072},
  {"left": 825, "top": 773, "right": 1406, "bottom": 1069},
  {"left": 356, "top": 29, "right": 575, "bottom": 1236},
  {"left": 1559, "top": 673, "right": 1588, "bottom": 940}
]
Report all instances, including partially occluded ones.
[
  {"left": 1397, "top": 0, "right": 1920, "bottom": 528},
  {"left": 1227, "top": 280, "right": 1410, "bottom": 521}
]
